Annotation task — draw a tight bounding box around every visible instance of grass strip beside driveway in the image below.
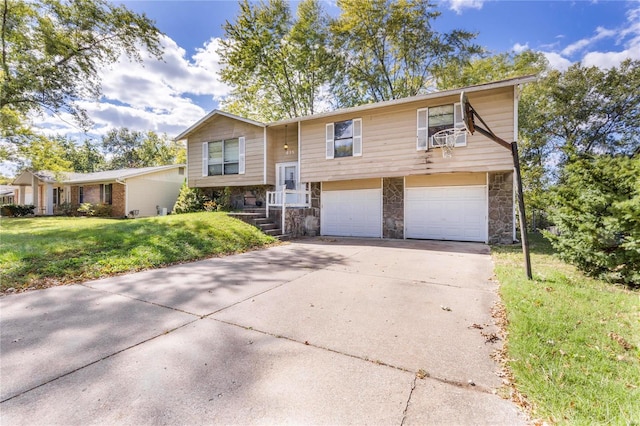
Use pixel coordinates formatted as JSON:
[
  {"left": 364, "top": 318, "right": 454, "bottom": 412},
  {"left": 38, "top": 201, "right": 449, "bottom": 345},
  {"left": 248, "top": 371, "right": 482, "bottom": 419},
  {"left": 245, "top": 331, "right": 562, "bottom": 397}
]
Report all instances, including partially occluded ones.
[
  {"left": 493, "top": 234, "right": 639, "bottom": 425},
  {"left": 0, "top": 213, "right": 276, "bottom": 292}
]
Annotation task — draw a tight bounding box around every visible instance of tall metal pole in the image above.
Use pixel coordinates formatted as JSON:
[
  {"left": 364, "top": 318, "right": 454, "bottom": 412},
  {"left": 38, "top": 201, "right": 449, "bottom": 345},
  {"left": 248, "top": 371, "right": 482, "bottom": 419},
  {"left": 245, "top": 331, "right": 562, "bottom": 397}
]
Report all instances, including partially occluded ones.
[{"left": 511, "top": 142, "right": 533, "bottom": 280}]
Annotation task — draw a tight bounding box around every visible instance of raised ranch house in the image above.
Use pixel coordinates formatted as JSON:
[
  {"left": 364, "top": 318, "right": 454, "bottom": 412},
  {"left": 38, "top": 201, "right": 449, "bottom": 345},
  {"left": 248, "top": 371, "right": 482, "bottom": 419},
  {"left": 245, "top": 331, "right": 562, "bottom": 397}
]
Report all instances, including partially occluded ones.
[
  {"left": 11, "top": 165, "right": 185, "bottom": 218},
  {"left": 177, "top": 76, "right": 535, "bottom": 243}
]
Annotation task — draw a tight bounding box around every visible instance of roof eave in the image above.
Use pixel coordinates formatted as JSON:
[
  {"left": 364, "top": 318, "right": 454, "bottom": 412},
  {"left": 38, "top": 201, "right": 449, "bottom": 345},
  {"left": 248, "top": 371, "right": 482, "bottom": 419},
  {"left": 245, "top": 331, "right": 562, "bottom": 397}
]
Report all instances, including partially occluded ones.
[
  {"left": 65, "top": 165, "right": 185, "bottom": 184},
  {"left": 174, "top": 110, "right": 266, "bottom": 141},
  {"left": 269, "top": 75, "right": 538, "bottom": 127}
]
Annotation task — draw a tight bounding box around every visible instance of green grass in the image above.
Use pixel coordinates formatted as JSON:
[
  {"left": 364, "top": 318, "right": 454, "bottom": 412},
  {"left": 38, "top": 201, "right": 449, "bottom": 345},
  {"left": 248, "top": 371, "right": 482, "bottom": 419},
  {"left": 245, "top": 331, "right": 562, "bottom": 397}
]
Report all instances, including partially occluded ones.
[
  {"left": 0, "top": 213, "right": 276, "bottom": 291},
  {"left": 493, "top": 234, "right": 640, "bottom": 425}
]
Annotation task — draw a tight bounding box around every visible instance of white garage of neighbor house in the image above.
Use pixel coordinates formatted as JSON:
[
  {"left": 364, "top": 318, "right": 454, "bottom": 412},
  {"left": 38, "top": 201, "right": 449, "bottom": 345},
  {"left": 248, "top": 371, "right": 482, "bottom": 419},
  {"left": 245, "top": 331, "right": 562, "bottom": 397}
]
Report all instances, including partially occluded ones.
[{"left": 11, "top": 165, "right": 185, "bottom": 217}]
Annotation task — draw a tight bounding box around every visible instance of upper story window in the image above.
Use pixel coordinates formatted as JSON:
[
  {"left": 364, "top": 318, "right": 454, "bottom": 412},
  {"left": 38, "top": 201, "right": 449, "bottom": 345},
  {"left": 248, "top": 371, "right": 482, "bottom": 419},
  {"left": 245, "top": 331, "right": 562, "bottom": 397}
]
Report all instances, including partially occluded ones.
[
  {"left": 202, "top": 137, "right": 245, "bottom": 177},
  {"left": 326, "top": 118, "right": 362, "bottom": 159},
  {"left": 417, "top": 103, "right": 466, "bottom": 150}
]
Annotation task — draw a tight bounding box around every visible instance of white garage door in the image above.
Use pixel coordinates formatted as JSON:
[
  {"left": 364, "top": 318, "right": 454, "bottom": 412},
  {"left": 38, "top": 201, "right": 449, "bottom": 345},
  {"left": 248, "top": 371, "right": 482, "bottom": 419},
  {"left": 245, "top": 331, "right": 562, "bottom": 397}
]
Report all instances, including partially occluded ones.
[
  {"left": 322, "top": 189, "right": 382, "bottom": 237},
  {"left": 405, "top": 186, "right": 487, "bottom": 242}
]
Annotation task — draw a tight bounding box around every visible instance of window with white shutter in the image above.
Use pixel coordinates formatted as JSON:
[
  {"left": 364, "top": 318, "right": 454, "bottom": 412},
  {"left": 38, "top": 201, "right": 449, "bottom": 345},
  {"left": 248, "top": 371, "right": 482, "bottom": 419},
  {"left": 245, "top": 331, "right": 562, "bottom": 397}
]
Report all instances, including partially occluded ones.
[
  {"left": 325, "top": 123, "right": 334, "bottom": 159},
  {"left": 326, "top": 118, "right": 362, "bottom": 159},
  {"left": 419, "top": 103, "right": 467, "bottom": 149},
  {"left": 353, "top": 118, "right": 362, "bottom": 156},
  {"left": 417, "top": 108, "right": 428, "bottom": 150},
  {"left": 238, "top": 137, "right": 245, "bottom": 174},
  {"left": 203, "top": 138, "right": 243, "bottom": 176}
]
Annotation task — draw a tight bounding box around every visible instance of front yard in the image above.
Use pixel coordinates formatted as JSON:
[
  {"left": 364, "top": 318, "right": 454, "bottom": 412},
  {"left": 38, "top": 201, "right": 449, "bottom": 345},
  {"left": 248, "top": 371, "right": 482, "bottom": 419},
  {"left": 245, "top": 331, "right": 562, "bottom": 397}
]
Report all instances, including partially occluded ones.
[
  {"left": 0, "top": 213, "right": 276, "bottom": 292},
  {"left": 493, "top": 234, "right": 639, "bottom": 424}
]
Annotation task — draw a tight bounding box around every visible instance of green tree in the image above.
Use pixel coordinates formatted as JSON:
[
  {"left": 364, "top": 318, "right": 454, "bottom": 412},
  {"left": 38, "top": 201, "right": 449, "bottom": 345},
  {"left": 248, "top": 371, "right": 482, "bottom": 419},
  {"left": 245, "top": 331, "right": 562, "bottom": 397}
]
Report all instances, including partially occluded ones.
[
  {"left": 529, "top": 60, "right": 640, "bottom": 161},
  {"left": 436, "top": 50, "right": 547, "bottom": 90},
  {"left": 330, "top": 0, "right": 482, "bottom": 106},
  {"left": 102, "top": 128, "right": 184, "bottom": 169},
  {"left": 138, "top": 132, "right": 186, "bottom": 167},
  {"left": 173, "top": 181, "right": 206, "bottom": 214},
  {"left": 16, "top": 134, "right": 73, "bottom": 172},
  {"left": 545, "top": 155, "right": 640, "bottom": 286},
  {"left": 0, "top": 0, "right": 162, "bottom": 145},
  {"left": 219, "top": 0, "right": 334, "bottom": 121},
  {"left": 68, "top": 139, "right": 106, "bottom": 172}
]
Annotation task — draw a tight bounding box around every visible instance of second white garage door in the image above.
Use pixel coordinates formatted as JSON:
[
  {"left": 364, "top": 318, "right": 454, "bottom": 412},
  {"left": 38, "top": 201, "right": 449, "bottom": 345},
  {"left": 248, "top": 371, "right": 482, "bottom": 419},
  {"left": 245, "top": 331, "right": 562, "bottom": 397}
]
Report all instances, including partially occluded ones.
[
  {"left": 405, "top": 186, "right": 487, "bottom": 242},
  {"left": 321, "top": 189, "right": 382, "bottom": 237}
]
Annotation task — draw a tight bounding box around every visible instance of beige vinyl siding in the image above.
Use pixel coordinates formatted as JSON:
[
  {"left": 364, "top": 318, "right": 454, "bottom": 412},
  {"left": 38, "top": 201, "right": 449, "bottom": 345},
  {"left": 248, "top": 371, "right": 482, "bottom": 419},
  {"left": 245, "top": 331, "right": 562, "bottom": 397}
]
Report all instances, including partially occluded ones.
[
  {"left": 266, "top": 128, "right": 276, "bottom": 185},
  {"left": 267, "top": 124, "right": 299, "bottom": 185},
  {"left": 406, "top": 172, "right": 485, "bottom": 187},
  {"left": 187, "top": 115, "right": 264, "bottom": 188},
  {"left": 322, "top": 178, "right": 382, "bottom": 191},
  {"left": 126, "top": 168, "right": 184, "bottom": 217},
  {"left": 300, "top": 87, "right": 514, "bottom": 182}
]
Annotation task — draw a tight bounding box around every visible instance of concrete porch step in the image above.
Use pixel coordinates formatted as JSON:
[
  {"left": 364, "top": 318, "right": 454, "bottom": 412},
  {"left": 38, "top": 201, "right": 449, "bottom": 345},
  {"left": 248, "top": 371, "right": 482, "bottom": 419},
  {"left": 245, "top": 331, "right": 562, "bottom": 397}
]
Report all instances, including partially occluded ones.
[
  {"left": 253, "top": 217, "right": 274, "bottom": 225},
  {"left": 227, "top": 212, "right": 264, "bottom": 219},
  {"left": 259, "top": 223, "right": 279, "bottom": 231},
  {"left": 241, "top": 208, "right": 266, "bottom": 214}
]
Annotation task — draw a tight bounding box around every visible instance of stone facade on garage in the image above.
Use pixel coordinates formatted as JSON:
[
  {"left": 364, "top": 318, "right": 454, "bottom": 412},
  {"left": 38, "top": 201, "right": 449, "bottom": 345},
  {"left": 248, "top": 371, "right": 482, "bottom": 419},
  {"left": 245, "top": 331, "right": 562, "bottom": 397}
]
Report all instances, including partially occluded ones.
[
  {"left": 488, "top": 171, "right": 514, "bottom": 244},
  {"left": 383, "top": 177, "right": 404, "bottom": 239}
]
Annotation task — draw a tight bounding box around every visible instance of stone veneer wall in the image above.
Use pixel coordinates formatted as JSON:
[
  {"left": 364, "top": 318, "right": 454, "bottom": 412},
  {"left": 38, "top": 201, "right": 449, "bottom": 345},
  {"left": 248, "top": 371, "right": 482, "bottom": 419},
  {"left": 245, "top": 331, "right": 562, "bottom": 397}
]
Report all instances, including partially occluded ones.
[
  {"left": 201, "top": 185, "right": 272, "bottom": 209},
  {"left": 488, "top": 171, "right": 514, "bottom": 244},
  {"left": 285, "top": 207, "right": 320, "bottom": 237},
  {"left": 310, "top": 182, "right": 321, "bottom": 209},
  {"left": 383, "top": 177, "right": 404, "bottom": 239}
]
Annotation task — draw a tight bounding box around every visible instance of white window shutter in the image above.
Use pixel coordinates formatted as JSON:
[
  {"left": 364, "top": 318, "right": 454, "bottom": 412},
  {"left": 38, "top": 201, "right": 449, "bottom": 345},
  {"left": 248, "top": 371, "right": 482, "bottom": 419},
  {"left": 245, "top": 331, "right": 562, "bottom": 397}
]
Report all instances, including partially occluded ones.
[
  {"left": 352, "top": 118, "right": 362, "bottom": 156},
  {"left": 325, "top": 123, "right": 334, "bottom": 159},
  {"left": 417, "top": 108, "right": 428, "bottom": 150},
  {"left": 238, "top": 137, "right": 246, "bottom": 174},
  {"left": 454, "top": 102, "right": 467, "bottom": 146},
  {"left": 202, "top": 142, "right": 208, "bottom": 176}
]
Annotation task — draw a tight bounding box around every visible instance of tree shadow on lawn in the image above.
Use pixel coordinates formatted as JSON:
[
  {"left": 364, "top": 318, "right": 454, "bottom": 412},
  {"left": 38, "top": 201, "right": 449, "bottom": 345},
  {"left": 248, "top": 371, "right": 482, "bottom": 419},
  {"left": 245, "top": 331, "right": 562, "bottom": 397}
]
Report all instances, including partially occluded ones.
[{"left": 1, "top": 216, "right": 276, "bottom": 290}]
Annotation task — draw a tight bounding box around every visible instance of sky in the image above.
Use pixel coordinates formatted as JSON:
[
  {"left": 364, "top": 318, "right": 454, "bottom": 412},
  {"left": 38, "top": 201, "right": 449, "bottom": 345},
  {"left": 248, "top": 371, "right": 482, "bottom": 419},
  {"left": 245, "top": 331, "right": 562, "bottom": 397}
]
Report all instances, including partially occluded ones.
[{"left": 6, "top": 0, "right": 640, "bottom": 176}]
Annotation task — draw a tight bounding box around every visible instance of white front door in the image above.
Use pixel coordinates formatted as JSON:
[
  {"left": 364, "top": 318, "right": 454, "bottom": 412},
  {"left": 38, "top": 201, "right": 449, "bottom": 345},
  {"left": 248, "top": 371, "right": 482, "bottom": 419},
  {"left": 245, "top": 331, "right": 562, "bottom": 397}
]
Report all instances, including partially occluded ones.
[{"left": 276, "top": 162, "right": 298, "bottom": 204}]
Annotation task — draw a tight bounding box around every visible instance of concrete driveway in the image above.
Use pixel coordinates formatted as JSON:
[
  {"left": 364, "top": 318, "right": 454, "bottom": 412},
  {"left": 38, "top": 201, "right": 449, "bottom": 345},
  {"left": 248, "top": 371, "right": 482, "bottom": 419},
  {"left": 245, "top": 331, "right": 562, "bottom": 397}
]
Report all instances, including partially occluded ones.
[{"left": 0, "top": 238, "right": 527, "bottom": 425}]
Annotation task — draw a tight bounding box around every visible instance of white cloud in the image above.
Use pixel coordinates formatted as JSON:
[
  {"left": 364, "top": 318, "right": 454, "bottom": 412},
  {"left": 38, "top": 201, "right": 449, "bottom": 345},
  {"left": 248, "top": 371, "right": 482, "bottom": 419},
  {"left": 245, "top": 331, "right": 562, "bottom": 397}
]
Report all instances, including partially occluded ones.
[
  {"left": 448, "top": 0, "right": 484, "bottom": 14},
  {"left": 579, "top": 6, "right": 640, "bottom": 68},
  {"left": 582, "top": 43, "right": 640, "bottom": 68},
  {"left": 535, "top": 5, "right": 640, "bottom": 71},
  {"left": 34, "top": 35, "right": 230, "bottom": 140},
  {"left": 513, "top": 43, "right": 529, "bottom": 53},
  {"left": 542, "top": 52, "right": 572, "bottom": 71},
  {"left": 561, "top": 26, "right": 616, "bottom": 56}
]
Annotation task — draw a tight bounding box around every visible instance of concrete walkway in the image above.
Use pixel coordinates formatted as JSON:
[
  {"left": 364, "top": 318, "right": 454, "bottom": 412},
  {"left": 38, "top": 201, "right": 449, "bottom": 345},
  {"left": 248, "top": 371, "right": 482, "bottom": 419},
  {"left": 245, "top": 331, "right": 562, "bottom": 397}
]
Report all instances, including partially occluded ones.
[{"left": 0, "top": 238, "right": 528, "bottom": 425}]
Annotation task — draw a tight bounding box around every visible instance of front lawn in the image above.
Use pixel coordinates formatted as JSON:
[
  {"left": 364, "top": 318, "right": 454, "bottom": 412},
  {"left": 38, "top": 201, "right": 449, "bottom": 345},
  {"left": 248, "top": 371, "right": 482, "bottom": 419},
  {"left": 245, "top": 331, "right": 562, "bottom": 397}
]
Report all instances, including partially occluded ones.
[
  {"left": 0, "top": 213, "right": 276, "bottom": 292},
  {"left": 493, "top": 234, "right": 639, "bottom": 424}
]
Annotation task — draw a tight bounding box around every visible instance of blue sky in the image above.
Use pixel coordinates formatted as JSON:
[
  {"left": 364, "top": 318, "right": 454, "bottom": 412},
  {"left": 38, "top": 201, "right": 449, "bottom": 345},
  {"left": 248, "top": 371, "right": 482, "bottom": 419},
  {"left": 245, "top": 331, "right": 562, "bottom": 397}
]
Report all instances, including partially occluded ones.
[{"left": 11, "top": 0, "right": 639, "bottom": 176}]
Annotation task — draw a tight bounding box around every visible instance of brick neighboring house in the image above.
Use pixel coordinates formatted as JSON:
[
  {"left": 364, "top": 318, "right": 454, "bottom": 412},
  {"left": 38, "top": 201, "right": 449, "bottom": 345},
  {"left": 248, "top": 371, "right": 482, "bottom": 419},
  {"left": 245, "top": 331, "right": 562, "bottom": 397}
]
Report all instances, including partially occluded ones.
[{"left": 11, "top": 165, "right": 186, "bottom": 217}]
